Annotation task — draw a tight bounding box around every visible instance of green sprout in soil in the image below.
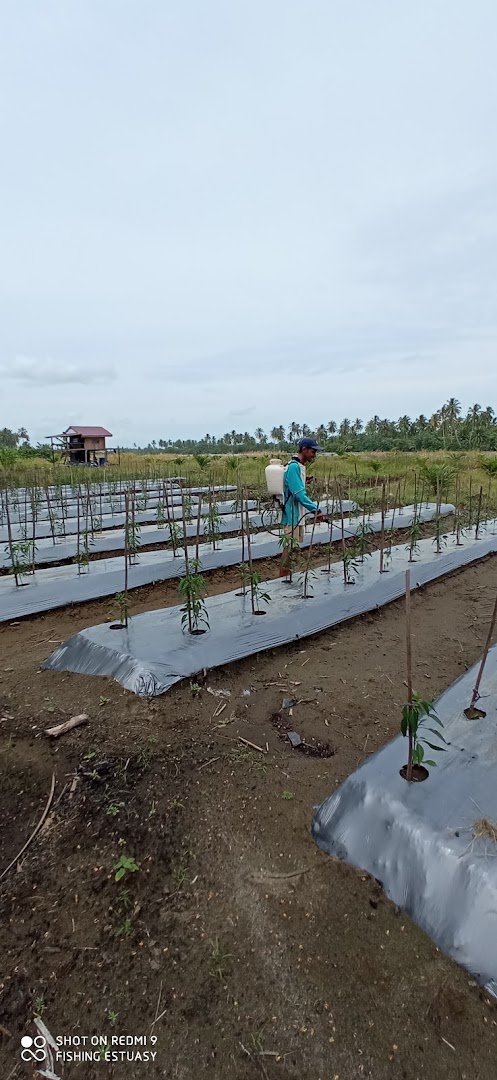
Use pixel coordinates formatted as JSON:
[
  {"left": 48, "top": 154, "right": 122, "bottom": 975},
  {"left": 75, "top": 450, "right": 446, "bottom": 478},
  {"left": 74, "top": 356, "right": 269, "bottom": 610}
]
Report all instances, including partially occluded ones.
[
  {"left": 34, "top": 995, "right": 47, "bottom": 1017},
  {"left": 106, "top": 801, "right": 124, "bottom": 817},
  {"left": 107, "top": 1011, "right": 119, "bottom": 1025},
  {"left": 113, "top": 854, "right": 140, "bottom": 882},
  {"left": 401, "top": 691, "right": 447, "bottom": 781},
  {"left": 209, "top": 936, "right": 233, "bottom": 981},
  {"left": 190, "top": 681, "right": 202, "bottom": 696},
  {"left": 281, "top": 790, "right": 295, "bottom": 800},
  {"left": 99, "top": 695, "right": 111, "bottom": 707}
]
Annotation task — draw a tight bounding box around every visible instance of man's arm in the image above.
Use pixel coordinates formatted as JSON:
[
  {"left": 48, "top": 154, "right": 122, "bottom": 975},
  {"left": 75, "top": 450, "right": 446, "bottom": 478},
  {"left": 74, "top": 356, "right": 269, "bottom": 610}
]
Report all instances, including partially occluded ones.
[{"left": 286, "top": 461, "right": 319, "bottom": 513}]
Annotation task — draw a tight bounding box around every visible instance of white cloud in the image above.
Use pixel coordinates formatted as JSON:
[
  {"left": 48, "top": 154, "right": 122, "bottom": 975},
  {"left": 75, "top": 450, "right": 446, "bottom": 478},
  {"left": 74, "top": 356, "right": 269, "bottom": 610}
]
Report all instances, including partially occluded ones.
[{"left": 1, "top": 355, "right": 117, "bottom": 386}]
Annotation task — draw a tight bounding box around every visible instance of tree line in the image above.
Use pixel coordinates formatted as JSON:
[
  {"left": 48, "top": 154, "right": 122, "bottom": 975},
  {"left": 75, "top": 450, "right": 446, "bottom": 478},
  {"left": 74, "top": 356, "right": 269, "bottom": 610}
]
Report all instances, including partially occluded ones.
[
  {"left": 2, "top": 400, "right": 496, "bottom": 458},
  {"left": 136, "top": 399, "right": 497, "bottom": 453}
]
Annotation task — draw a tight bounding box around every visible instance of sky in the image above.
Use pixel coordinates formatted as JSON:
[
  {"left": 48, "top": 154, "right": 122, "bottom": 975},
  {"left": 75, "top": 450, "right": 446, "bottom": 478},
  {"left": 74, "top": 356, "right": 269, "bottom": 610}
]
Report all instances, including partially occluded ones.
[{"left": 1, "top": 0, "right": 497, "bottom": 446}]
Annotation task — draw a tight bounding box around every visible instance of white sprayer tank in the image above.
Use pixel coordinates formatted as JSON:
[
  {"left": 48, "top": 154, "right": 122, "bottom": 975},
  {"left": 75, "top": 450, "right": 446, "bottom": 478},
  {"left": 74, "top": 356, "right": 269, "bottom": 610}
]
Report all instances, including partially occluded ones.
[{"left": 265, "top": 459, "right": 285, "bottom": 500}]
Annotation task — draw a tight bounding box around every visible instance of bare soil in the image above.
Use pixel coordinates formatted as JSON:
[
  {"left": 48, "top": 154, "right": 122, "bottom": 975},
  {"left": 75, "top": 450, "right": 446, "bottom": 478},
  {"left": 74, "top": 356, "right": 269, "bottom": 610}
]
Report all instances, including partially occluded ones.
[{"left": 1, "top": 555, "right": 497, "bottom": 1080}]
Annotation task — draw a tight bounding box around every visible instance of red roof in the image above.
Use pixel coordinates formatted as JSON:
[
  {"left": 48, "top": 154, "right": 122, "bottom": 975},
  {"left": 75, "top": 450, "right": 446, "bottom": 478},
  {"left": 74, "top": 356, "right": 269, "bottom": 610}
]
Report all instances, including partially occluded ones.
[{"left": 63, "top": 426, "right": 112, "bottom": 438}]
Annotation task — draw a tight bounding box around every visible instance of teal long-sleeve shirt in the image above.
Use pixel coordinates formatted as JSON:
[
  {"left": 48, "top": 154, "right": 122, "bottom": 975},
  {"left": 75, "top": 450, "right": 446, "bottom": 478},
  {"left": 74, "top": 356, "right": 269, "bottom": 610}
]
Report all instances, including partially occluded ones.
[{"left": 281, "top": 459, "right": 319, "bottom": 527}]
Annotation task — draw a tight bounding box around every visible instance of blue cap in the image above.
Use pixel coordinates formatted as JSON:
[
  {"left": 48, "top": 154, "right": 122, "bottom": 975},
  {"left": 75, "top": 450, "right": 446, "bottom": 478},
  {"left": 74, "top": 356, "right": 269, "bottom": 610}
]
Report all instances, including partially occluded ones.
[{"left": 298, "top": 436, "right": 324, "bottom": 452}]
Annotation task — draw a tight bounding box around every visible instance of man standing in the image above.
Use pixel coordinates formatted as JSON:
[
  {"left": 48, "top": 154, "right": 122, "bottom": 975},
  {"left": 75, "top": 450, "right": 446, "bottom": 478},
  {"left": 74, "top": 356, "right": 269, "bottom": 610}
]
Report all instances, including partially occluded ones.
[{"left": 279, "top": 437, "right": 324, "bottom": 576}]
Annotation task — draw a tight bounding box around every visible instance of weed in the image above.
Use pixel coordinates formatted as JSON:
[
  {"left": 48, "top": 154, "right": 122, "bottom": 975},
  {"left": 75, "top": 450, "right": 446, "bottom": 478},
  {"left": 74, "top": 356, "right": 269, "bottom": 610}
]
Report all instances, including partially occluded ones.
[
  {"left": 209, "top": 936, "right": 233, "bottom": 981},
  {"left": 99, "top": 695, "right": 111, "bottom": 707},
  {"left": 281, "top": 790, "right": 295, "bottom": 800},
  {"left": 113, "top": 854, "right": 140, "bottom": 882},
  {"left": 117, "top": 889, "right": 131, "bottom": 909},
  {"left": 229, "top": 746, "right": 267, "bottom": 774},
  {"left": 190, "top": 681, "right": 202, "bottom": 696},
  {"left": 114, "top": 917, "right": 134, "bottom": 937},
  {"left": 34, "top": 994, "right": 46, "bottom": 1017},
  {"left": 107, "top": 1010, "right": 119, "bottom": 1024},
  {"left": 106, "top": 801, "right": 124, "bottom": 817}
]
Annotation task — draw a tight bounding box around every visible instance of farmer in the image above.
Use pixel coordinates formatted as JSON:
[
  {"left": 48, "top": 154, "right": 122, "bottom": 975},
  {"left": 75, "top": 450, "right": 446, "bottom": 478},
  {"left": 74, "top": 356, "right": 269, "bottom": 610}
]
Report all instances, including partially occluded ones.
[{"left": 279, "top": 437, "right": 324, "bottom": 576}]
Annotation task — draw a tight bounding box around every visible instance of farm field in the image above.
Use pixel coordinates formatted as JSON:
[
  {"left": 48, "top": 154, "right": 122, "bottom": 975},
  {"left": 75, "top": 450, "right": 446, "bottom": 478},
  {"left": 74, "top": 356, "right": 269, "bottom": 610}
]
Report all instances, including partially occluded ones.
[{"left": 1, "top": 452, "right": 497, "bottom": 1079}]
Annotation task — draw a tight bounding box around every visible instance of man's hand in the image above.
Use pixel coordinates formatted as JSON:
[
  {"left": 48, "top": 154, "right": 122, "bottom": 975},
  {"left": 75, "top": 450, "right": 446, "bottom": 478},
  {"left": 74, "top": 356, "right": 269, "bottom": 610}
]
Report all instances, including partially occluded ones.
[{"left": 316, "top": 511, "right": 325, "bottom": 523}]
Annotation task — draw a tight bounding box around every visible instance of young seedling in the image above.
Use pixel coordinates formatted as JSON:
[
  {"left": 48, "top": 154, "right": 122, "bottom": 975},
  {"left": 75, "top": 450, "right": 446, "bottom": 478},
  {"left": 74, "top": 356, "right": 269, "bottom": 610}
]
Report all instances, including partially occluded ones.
[
  {"left": 402, "top": 570, "right": 447, "bottom": 781},
  {"left": 400, "top": 692, "right": 447, "bottom": 781},
  {"left": 235, "top": 561, "right": 250, "bottom": 596},
  {"left": 113, "top": 854, "right": 140, "bottom": 882},
  {"left": 279, "top": 532, "right": 301, "bottom": 582},
  {"left": 248, "top": 569, "right": 271, "bottom": 614},
  {"left": 178, "top": 560, "right": 210, "bottom": 634},
  {"left": 204, "top": 494, "right": 222, "bottom": 550},
  {"left": 114, "top": 591, "right": 130, "bottom": 628}
]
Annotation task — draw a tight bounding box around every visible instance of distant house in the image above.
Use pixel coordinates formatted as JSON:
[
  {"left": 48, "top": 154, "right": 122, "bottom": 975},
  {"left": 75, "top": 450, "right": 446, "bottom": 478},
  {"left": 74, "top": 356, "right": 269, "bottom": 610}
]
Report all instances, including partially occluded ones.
[{"left": 46, "top": 426, "right": 117, "bottom": 466}]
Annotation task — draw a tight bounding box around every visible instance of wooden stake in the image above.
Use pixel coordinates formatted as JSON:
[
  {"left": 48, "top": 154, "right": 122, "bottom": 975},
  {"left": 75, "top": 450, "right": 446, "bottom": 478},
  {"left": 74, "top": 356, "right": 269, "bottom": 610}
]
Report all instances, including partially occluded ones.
[
  {"left": 469, "top": 590, "right": 497, "bottom": 709},
  {"left": 405, "top": 569, "right": 413, "bottom": 781}
]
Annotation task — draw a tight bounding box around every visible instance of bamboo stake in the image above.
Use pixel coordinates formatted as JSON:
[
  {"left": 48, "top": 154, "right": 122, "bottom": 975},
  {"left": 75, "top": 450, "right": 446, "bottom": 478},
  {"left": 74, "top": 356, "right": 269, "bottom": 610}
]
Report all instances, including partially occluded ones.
[
  {"left": 466, "top": 591, "right": 497, "bottom": 713},
  {"left": 379, "top": 482, "right": 386, "bottom": 573},
  {"left": 474, "top": 485, "right": 483, "bottom": 540},
  {"left": 195, "top": 494, "right": 203, "bottom": 563},
  {"left": 4, "top": 491, "right": 20, "bottom": 587},
  {"left": 405, "top": 569, "right": 413, "bottom": 781},
  {"left": 76, "top": 486, "right": 81, "bottom": 575},
  {"left": 124, "top": 492, "right": 129, "bottom": 626}
]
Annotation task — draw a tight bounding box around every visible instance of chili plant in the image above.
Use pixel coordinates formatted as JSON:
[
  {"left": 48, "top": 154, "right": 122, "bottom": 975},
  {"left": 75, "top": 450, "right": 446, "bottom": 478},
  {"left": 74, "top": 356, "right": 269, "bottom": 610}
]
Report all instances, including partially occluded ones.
[
  {"left": 178, "top": 561, "right": 209, "bottom": 634},
  {"left": 236, "top": 561, "right": 250, "bottom": 596},
  {"left": 406, "top": 517, "right": 423, "bottom": 562},
  {"left": 279, "top": 533, "right": 301, "bottom": 582},
  {"left": 204, "top": 502, "right": 222, "bottom": 550},
  {"left": 114, "top": 591, "right": 131, "bottom": 628},
  {"left": 125, "top": 518, "right": 141, "bottom": 564},
  {"left": 248, "top": 569, "right": 271, "bottom": 614},
  {"left": 401, "top": 692, "right": 447, "bottom": 781}
]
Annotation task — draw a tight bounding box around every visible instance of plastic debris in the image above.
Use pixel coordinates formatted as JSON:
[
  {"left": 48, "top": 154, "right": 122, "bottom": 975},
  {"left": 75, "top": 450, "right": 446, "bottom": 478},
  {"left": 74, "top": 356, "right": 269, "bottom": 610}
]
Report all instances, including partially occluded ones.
[
  {"left": 288, "top": 731, "right": 302, "bottom": 748},
  {"left": 206, "top": 687, "right": 231, "bottom": 699}
]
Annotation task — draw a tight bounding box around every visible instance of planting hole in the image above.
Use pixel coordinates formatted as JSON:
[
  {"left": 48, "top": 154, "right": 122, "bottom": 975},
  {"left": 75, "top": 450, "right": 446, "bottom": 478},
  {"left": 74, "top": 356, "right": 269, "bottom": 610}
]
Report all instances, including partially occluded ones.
[
  {"left": 464, "top": 706, "right": 486, "bottom": 720},
  {"left": 109, "top": 623, "right": 127, "bottom": 631},
  {"left": 399, "top": 764, "right": 429, "bottom": 783},
  {"left": 190, "top": 628, "right": 207, "bottom": 636}
]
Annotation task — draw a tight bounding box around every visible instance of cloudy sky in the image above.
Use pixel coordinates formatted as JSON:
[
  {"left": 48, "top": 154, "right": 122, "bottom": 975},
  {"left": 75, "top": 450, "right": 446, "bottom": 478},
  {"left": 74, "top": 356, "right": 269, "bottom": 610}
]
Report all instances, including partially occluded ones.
[{"left": 1, "top": 1, "right": 496, "bottom": 446}]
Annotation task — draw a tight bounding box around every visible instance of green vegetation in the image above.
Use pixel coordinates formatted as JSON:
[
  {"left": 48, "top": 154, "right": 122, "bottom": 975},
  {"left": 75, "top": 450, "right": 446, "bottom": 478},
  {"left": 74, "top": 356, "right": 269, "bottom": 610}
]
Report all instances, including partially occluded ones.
[{"left": 113, "top": 854, "right": 140, "bottom": 882}]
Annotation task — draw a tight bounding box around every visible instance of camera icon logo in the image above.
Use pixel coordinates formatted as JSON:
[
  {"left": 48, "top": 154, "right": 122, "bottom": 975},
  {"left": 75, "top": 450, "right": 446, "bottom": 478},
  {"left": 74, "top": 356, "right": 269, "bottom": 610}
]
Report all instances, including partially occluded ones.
[{"left": 20, "top": 1035, "right": 47, "bottom": 1062}]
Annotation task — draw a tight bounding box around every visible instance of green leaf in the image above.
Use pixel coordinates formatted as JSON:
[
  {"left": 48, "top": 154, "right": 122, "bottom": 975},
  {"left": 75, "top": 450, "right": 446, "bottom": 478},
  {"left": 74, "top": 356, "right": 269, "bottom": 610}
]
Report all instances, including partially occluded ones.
[
  {"left": 426, "top": 726, "right": 448, "bottom": 743},
  {"left": 401, "top": 714, "right": 408, "bottom": 737},
  {"left": 424, "top": 760, "right": 437, "bottom": 767},
  {"left": 420, "top": 739, "right": 448, "bottom": 752}
]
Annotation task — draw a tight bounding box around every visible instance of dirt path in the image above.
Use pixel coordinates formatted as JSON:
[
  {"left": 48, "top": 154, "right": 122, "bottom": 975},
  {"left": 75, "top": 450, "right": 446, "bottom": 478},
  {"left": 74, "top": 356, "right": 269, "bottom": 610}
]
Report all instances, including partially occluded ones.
[{"left": 1, "top": 556, "right": 497, "bottom": 1079}]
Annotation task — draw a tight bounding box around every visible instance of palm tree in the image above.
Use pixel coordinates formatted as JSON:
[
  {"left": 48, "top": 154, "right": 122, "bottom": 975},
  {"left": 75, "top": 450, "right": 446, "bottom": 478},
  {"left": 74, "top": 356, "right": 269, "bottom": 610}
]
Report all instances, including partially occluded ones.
[
  {"left": 316, "top": 424, "right": 328, "bottom": 445},
  {"left": 338, "top": 418, "right": 352, "bottom": 441},
  {"left": 270, "top": 426, "right": 286, "bottom": 444},
  {"left": 287, "top": 421, "right": 302, "bottom": 443},
  {"left": 326, "top": 420, "right": 337, "bottom": 436},
  {"left": 254, "top": 428, "right": 266, "bottom": 444}
]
